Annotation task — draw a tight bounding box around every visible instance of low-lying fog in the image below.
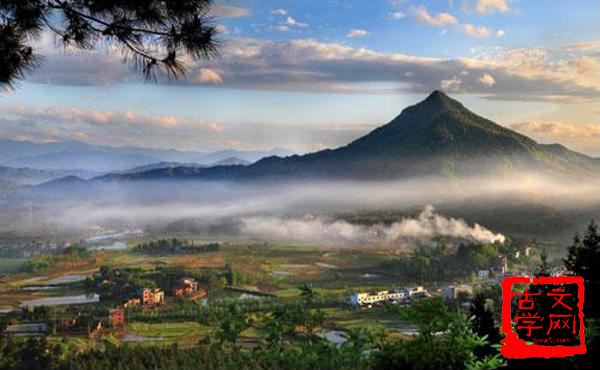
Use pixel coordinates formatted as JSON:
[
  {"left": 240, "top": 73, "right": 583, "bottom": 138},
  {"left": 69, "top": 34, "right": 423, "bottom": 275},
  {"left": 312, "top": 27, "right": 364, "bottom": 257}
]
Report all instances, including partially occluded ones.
[{"left": 1, "top": 174, "right": 599, "bottom": 244}]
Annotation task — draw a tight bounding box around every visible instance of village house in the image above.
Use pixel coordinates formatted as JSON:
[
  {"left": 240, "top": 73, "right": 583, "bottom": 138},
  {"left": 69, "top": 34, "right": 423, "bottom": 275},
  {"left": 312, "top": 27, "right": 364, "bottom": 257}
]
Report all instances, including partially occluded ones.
[
  {"left": 141, "top": 288, "right": 165, "bottom": 305},
  {"left": 441, "top": 284, "right": 473, "bottom": 301},
  {"left": 109, "top": 308, "right": 125, "bottom": 329},
  {"left": 173, "top": 278, "right": 208, "bottom": 302},
  {"left": 350, "top": 290, "right": 406, "bottom": 307},
  {"left": 191, "top": 288, "right": 208, "bottom": 302},
  {"left": 121, "top": 288, "right": 164, "bottom": 308},
  {"left": 491, "top": 255, "right": 508, "bottom": 275},
  {"left": 123, "top": 297, "right": 141, "bottom": 308},
  {"left": 478, "top": 269, "right": 490, "bottom": 280},
  {"left": 350, "top": 286, "right": 427, "bottom": 307},
  {"left": 173, "top": 278, "right": 198, "bottom": 297}
]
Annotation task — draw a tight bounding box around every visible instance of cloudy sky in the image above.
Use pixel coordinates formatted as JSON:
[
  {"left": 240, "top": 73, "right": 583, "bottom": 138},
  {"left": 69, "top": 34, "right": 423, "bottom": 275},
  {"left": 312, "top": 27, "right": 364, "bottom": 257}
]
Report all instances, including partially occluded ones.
[{"left": 1, "top": 0, "right": 599, "bottom": 156}]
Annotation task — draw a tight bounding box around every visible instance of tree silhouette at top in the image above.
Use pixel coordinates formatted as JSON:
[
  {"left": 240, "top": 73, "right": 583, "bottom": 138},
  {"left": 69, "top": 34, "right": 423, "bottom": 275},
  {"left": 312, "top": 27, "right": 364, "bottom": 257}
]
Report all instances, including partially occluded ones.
[{"left": 0, "top": 0, "right": 219, "bottom": 87}]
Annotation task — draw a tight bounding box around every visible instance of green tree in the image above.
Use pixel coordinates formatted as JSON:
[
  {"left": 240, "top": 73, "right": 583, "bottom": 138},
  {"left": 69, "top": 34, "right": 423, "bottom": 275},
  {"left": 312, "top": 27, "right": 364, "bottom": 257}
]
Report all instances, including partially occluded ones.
[
  {"left": 378, "top": 298, "right": 503, "bottom": 370},
  {"left": 213, "top": 304, "right": 251, "bottom": 349},
  {"left": 564, "top": 220, "right": 600, "bottom": 318},
  {"left": 412, "top": 247, "right": 431, "bottom": 283},
  {"left": 299, "top": 283, "right": 316, "bottom": 307},
  {"left": 536, "top": 248, "right": 550, "bottom": 277},
  {"left": 1, "top": 0, "right": 219, "bottom": 87},
  {"left": 470, "top": 293, "right": 501, "bottom": 358},
  {"left": 0, "top": 317, "right": 7, "bottom": 338}
]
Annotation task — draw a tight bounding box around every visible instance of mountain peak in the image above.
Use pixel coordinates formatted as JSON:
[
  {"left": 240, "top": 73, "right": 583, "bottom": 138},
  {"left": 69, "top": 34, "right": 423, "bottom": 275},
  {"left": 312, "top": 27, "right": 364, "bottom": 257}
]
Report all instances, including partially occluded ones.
[
  {"left": 379, "top": 90, "right": 465, "bottom": 132},
  {"left": 420, "top": 90, "right": 462, "bottom": 112},
  {"left": 82, "top": 92, "right": 600, "bottom": 183},
  {"left": 426, "top": 89, "right": 448, "bottom": 100}
]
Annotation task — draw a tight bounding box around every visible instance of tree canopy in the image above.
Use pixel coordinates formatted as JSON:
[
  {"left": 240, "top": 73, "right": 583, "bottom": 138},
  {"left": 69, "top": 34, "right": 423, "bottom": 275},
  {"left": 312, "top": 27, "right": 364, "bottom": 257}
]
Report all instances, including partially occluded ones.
[
  {"left": 0, "top": 0, "right": 219, "bottom": 87},
  {"left": 564, "top": 220, "right": 600, "bottom": 318}
]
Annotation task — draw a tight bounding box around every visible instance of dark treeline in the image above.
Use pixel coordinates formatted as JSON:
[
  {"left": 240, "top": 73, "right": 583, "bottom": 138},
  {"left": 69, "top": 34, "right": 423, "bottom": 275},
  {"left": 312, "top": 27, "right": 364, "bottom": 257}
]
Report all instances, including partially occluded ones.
[
  {"left": 133, "top": 238, "right": 220, "bottom": 255},
  {"left": 20, "top": 246, "right": 89, "bottom": 273},
  {"left": 381, "top": 241, "right": 513, "bottom": 283},
  {"left": 1, "top": 290, "right": 503, "bottom": 370}
]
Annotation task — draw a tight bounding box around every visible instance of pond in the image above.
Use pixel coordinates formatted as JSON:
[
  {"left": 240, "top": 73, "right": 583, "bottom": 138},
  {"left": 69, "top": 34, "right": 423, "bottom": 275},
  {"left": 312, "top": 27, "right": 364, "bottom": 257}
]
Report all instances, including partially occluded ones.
[
  {"left": 19, "top": 277, "right": 47, "bottom": 284},
  {"left": 269, "top": 271, "right": 291, "bottom": 276},
  {"left": 280, "top": 264, "right": 310, "bottom": 269},
  {"left": 44, "top": 274, "right": 87, "bottom": 285},
  {"left": 88, "top": 241, "right": 127, "bottom": 251},
  {"left": 237, "top": 293, "right": 264, "bottom": 301},
  {"left": 397, "top": 326, "right": 419, "bottom": 336},
  {"left": 22, "top": 286, "right": 59, "bottom": 291},
  {"left": 121, "top": 334, "right": 164, "bottom": 342},
  {"left": 315, "top": 262, "right": 338, "bottom": 269},
  {"left": 85, "top": 229, "right": 142, "bottom": 242},
  {"left": 20, "top": 294, "right": 100, "bottom": 308},
  {"left": 318, "top": 330, "right": 348, "bottom": 344}
]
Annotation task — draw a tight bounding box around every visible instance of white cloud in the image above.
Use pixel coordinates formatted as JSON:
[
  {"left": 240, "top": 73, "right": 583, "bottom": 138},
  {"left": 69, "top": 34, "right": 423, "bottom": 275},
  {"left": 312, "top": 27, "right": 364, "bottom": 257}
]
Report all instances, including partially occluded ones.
[
  {"left": 440, "top": 76, "right": 463, "bottom": 92},
  {"left": 412, "top": 5, "right": 494, "bottom": 38},
  {"left": 23, "top": 37, "right": 600, "bottom": 102},
  {"left": 479, "top": 73, "right": 496, "bottom": 86},
  {"left": 560, "top": 41, "right": 600, "bottom": 52},
  {"left": 196, "top": 68, "right": 223, "bottom": 85},
  {"left": 389, "top": 11, "right": 406, "bottom": 20},
  {"left": 285, "top": 16, "right": 309, "bottom": 28},
  {"left": 271, "top": 8, "right": 288, "bottom": 16},
  {"left": 272, "top": 15, "right": 309, "bottom": 32},
  {"left": 0, "top": 103, "right": 375, "bottom": 153},
  {"left": 463, "top": 47, "right": 600, "bottom": 96},
  {"left": 461, "top": 23, "right": 491, "bottom": 38},
  {"left": 1, "top": 85, "right": 14, "bottom": 96},
  {"left": 509, "top": 120, "right": 600, "bottom": 155},
  {"left": 475, "top": 0, "right": 509, "bottom": 14},
  {"left": 496, "top": 29, "right": 505, "bottom": 38},
  {"left": 210, "top": 4, "right": 250, "bottom": 18},
  {"left": 413, "top": 5, "right": 457, "bottom": 26},
  {"left": 347, "top": 29, "right": 369, "bottom": 38},
  {"left": 0, "top": 105, "right": 224, "bottom": 150},
  {"left": 511, "top": 120, "right": 598, "bottom": 138},
  {"left": 273, "top": 25, "right": 290, "bottom": 32},
  {"left": 215, "top": 24, "right": 228, "bottom": 34},
  {"left": 4, "top": 105, "right": 224, "bottom": 132}
]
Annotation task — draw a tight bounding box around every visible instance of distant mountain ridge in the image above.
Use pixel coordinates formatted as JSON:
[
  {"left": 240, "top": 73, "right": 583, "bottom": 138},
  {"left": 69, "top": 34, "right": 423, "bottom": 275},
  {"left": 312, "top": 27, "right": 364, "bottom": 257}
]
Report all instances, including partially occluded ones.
[
  {"left": 97, "top": 91, "right": 600, "bottom": 182},
  {"left": 0, "top": 164, "right": 101, "bottom": 186},
  {"left": 212, "top": 157, "right": 251, "bottom": 166},
  {"left": 115, "top": 157, "right": 251, "bottom": 175},
  {"left": 0, "top": 138, "right": 293, "bottom": 173}
]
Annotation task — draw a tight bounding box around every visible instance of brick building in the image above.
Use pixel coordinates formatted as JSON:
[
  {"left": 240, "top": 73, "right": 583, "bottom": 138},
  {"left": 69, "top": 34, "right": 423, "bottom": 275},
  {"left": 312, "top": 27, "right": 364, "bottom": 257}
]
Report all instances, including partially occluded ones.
[{"left": 109, "top": 308, "right": 125, "bottom": 329}]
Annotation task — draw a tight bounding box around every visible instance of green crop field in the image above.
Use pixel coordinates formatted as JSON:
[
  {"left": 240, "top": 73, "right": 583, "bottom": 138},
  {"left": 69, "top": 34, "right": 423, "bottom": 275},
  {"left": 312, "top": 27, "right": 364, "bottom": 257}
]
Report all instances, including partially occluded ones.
[
  {"left": 0, "top": 258, "right": 27, "bottom": 274},
  {"left": 126, "top": 321, "right": 211, "bottom": 346}
]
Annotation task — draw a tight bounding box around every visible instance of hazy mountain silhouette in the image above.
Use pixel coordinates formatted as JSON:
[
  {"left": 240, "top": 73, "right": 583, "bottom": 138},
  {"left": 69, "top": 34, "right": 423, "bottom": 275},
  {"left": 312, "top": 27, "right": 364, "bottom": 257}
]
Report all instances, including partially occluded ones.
[
  {"left": 211, "top": 157, "right": 251, "bottom": 166},
  {"left": 98, "top": 91, "right": 600, "bottom": 182},
  {"left": 1, "top": 139, "right": 292, "bottom": 173}
]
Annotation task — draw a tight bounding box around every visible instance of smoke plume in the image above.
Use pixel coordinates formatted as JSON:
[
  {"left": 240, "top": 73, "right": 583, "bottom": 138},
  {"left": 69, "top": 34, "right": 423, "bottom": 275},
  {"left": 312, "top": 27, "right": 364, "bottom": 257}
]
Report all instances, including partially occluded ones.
[{"left": 240, "top": 205, "right": 506, "bottom": 245}]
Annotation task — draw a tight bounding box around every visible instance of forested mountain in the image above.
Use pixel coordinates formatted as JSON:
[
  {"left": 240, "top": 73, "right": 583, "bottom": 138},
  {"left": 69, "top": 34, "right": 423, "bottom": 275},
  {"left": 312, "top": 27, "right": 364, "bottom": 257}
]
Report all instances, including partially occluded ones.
[{"left": 99, "top": 91, "right": 600, "bottom": 182}]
